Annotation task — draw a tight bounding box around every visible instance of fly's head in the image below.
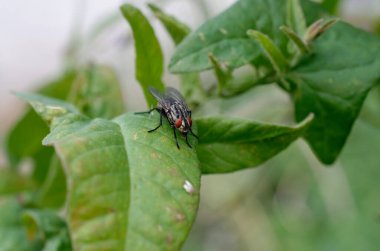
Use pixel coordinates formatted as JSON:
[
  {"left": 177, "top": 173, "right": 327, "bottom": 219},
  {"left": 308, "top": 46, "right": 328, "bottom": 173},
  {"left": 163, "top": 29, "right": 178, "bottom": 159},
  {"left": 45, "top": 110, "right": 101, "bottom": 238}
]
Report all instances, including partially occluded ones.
[{"left": 168, "top": 105, "right": 192, "bottom": 135}]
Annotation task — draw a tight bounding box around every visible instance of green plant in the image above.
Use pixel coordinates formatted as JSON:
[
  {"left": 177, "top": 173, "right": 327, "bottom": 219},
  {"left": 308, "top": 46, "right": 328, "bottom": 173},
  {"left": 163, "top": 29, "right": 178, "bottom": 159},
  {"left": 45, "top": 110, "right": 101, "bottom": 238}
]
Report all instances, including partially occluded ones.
[{"left": 1, "top": 0, "right": 379, "bottom": 250}]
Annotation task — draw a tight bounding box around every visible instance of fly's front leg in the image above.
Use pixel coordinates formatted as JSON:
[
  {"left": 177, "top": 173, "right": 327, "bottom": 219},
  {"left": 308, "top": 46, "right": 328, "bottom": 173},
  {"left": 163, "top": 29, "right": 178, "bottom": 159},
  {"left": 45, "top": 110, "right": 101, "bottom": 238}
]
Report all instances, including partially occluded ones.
[
  {"left": 172, "top": 126, "right": 180, "bottom": 149},
  {"left": 189, "top": 128, "right": 199, "bottom": 139},
  {"left": 148, "top": 109, "right": 163, "bottom": 133},
  {"left": 185, "top": 133, "right": 192, "bottom": 148}
]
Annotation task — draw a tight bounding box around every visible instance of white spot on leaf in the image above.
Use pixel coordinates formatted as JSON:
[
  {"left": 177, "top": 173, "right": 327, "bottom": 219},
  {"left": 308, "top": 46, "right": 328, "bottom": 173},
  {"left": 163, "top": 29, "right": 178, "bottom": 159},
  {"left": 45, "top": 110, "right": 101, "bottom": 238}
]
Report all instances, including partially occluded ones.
[
  {"left": 219, "top": 28, "right": 228, "bottom": 35},
  {"left": 183, "top": 180, "right": 195, "bottom": 195},
  {"left": 198, "top": 32, "right": 206, "bottom": 42}
]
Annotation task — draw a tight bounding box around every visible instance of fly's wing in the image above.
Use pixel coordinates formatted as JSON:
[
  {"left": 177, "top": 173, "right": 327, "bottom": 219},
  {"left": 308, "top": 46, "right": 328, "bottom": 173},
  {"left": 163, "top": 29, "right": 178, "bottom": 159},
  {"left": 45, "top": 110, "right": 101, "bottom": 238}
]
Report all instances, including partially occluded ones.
[
  {"left": 165, "top": 87, "right": 189, "bottom": 110},
  {"left": 149, "top": 87, "right": 171, "bottom": 110}
]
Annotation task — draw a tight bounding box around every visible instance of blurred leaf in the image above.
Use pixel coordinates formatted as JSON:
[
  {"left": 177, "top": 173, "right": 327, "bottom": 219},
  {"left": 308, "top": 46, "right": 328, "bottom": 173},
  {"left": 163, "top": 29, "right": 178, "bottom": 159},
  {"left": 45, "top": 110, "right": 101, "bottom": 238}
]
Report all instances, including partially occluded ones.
[
  {"left": 287, "top": 0, "right": 307, "bottom": 36},
  {"left": 22, "top": 209, "right": 71, "bottom": 251},
  {"left": 288, "top": 21, "right": 380, "bottom": 164},
  {"left": 0, "top": 168, "right": 35, "bottom": 195},
  {"left": 35, "top": 156, "right": 67, "bottom": 209},
  {"left": 0, "top": 199, "right": 39, "bottom": 251},
  {"left": 68, "top": 65, "right": 125, "bottom": 119},
  {"left": 196, "top": 114, "right": 313, "bottom": 173},
  {"left": 22, "top": 94, "right": 201, "bottom": 251},
  {"left": 120, "top": 4, "right": 165, "bottom": 107},
  {"left": 169, "top": 0, "right": 287, "bottom": 73},
  {"left": 6, "top": 72, "right": 77, "bottom": 166},
  {"left": 300, "top": 0, "right": 328, "bottom": 25},
  {"left": 320, "top": 0, "right": 341, "bottom": 14},
  {"left": 148, "top": 3, "right": 190, "bottom": 45},
  {"left": 208, "top": 53, "right": 232, "bottom": 95}
]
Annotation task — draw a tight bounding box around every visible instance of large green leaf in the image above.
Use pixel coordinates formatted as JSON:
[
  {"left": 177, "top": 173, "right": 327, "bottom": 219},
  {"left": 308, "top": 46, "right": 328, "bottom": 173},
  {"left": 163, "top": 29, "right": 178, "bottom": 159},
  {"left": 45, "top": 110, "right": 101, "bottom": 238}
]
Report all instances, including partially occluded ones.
[
  {"left": 21, "top": 94, "right": 201, "bottom": 251},
  {"left": 120, "top": 4, "right": 165, "bottom": 107},
  {"left": 196, "top": 114, "right": 313, "bottom": 174},
  {"left": 288, "top": 21, "right": 380, "bottom": 164},
  {"left": 169, "top": 0, "right": 287, "bottom": 73}
]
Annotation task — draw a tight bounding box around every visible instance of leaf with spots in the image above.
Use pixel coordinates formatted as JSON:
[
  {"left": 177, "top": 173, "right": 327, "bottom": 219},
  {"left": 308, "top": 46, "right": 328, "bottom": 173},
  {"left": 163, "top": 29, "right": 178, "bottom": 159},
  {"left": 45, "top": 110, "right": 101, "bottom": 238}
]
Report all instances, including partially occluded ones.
[
  {"left": 20, "top": 93, "right": 201, "bottom": 251},
  {"left": 196, "top": 114, "right": 314, "bottom": 174}
]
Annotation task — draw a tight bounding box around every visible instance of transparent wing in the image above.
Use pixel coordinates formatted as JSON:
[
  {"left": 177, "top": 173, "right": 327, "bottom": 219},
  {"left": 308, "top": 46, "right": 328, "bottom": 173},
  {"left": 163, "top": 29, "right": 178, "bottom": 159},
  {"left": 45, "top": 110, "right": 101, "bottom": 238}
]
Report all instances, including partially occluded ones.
[
  {"left": 165, "top": 87, "right": 189, "bottom": 110},
  {"left": 149, "top": 87, "right": 171, "bottom": 109}
]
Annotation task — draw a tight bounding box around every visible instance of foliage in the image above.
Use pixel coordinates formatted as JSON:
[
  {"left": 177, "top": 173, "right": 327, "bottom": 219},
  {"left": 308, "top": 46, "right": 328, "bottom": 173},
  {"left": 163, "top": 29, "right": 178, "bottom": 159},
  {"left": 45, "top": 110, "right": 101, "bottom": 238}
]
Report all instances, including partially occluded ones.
[{"left": 1, "top": 0, "right": 379, "bottom": 250}]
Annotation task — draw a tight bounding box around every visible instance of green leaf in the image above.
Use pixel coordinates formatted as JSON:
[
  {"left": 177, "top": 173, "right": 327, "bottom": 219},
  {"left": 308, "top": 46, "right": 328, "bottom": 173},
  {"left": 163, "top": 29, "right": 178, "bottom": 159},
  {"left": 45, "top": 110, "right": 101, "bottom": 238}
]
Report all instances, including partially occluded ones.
[
  {"left": 169, "top": 0, "right": 287, "bottom": 73},
  {"left": 196, "top": 114, "right": 313, "bottom": 174},
  {"left": 22, "top": 209, "right": 71, "bottom": 251},
  {"left": 0, "top": 199, "right": 38, "bottom": 251},
  {"left": 287, "top": 0, "right": 307, "bottom": 36},
  {"left": 320, "top": 0, "right": 341, "bottom": 14},
  {"left": 120, "top": 4, "right": 165, "bottom": 107},
  {"left": 0, "top": 168, "right": 35, "bottom": 195},
  {"left": 23, "top": 94, "right": 201, "bottom": 250},
  {"left": 147, "top": 3, "right": 191, "bottom": 45},
  {"left": 68, "top": 65, "right": 125, "bottom": 119},
  {"left": 247, "top": 30, "right": 289, "bottom": 75},
  {"left": 288, "top": 21, "right": 380, "bottom": 164},
  {"left": 148, "top": 3, "right": 206, "bottom": 106}
]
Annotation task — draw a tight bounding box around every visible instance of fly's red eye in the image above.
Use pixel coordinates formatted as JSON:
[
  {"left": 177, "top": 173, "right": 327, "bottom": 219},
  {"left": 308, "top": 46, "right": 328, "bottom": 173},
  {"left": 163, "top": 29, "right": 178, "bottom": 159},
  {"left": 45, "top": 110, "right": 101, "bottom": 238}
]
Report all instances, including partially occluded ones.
[
  {"left": 188, "top": 117, "right": 192, "bottom": 127},
  {"left": 175, "top": 118, "right": 182, "bottom": 128}
]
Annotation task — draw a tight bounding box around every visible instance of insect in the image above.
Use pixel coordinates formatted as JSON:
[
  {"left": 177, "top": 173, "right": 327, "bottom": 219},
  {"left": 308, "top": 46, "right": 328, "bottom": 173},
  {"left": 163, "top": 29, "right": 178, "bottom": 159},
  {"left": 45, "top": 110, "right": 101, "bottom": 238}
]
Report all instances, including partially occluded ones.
[{"left": 135, "top": 87, "right": 198, "bottom": 149}]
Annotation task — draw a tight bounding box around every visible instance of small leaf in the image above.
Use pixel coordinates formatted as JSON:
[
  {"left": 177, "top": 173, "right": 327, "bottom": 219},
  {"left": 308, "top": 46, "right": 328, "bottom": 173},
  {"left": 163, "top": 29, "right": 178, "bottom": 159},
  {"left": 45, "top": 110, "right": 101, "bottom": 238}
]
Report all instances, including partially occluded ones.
[
  {"left": 288, "top": 21, "right": 380, "bottom": 164},
  {"left": 120, "top": 4, "right": 165, "bottom": 107},
  {"left": 147, "top": 3, "right": 190, "bottom": 45},
  {"left": 196, "top": 114, "right": 313, "bottom": 173},
  {"left": 304, "top": 18, "right": 338, "bottom": 44},
  {"left": 22, "top": 209, "right": 71, "bottom": 251},
  {"left": 287, "top": 0, "right": 307, "bottom": 36},
  {"left": 280, "top": 26, "right": 310, "bottom": 54},
  {"left": 247, "top": 30, "right": 289, "bottom": 74},
  {"left": 208, "top": 53, "right": 232, "bottom": 95},
  {"left": 169, "top": 0, "right": 287, "bottom": 73},
  {"left": 24, "top": 94, "right": 201, "bottom": 250}
]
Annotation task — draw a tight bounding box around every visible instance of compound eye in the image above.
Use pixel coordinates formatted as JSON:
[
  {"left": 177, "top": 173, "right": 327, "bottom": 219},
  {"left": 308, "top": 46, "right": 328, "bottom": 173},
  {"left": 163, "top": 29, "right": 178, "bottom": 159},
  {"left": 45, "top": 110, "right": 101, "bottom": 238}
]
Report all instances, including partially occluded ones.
[
  {"left": 175, "top": 118, "right": 182, "bottom": 128},
  {"left": 188, "top": 117, "right": 192, "bottom": 127}
]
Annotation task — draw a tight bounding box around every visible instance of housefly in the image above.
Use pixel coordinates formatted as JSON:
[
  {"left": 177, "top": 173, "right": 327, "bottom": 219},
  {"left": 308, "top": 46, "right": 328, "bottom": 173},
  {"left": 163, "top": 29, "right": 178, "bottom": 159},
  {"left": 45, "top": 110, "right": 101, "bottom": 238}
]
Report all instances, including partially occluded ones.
[{"left": 135, "top": 87, "right": 198, "bottom": 149}]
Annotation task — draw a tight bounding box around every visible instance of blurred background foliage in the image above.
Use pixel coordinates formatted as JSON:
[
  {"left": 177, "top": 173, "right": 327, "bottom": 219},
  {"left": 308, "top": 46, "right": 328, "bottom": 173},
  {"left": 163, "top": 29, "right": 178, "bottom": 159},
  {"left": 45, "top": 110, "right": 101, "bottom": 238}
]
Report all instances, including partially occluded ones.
[{"left": 1, "top": 0, "right": 380, "bottom": 250}]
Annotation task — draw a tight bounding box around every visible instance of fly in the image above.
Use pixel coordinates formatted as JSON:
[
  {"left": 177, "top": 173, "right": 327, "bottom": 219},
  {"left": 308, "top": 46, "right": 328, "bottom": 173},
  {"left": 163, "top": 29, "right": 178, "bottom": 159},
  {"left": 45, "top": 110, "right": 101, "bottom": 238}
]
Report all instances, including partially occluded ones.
[{"left": 135, "top": 87, "right": 199, "bottom": 149}]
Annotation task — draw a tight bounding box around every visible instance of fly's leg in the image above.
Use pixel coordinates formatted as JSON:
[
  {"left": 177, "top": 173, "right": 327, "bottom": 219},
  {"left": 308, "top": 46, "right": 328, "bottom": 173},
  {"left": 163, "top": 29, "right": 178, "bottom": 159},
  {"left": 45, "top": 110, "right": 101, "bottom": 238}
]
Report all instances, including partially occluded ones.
[
  {"left": 135, "top": 107, "right": 157, "bottom": 115},
  {"left": 185, "top": 133, "right": 192, "bottom": 148},
  {"left": 172, "top": 127, "right": 180, "bottom": 149},
  {"left": 148, "top": 110, "right": 163, "bottom": 133},
  {"left": 189, "top": 128, "right": 199, "bottom": 139}
]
